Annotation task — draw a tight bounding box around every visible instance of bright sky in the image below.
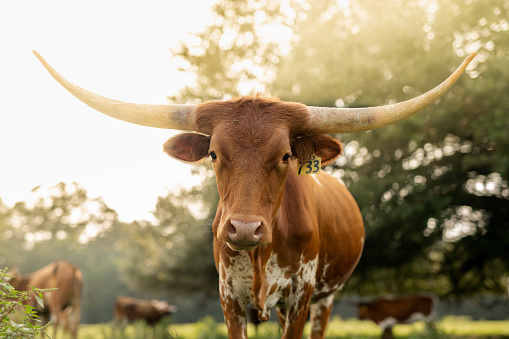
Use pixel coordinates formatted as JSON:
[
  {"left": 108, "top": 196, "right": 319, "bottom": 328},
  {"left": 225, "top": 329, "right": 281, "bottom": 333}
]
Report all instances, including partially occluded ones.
[{"left": 0, "top": 1, "right": 215, "bottom": 222}]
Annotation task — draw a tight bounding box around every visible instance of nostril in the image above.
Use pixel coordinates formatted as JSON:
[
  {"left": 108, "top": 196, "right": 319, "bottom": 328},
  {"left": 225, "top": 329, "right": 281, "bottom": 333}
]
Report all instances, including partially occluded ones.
[
  {"left": 227, "top": 222, "right": 237, "bottom": 236},
  {"left": 254, "top": 225, "right": 262, "bottom": 237}
]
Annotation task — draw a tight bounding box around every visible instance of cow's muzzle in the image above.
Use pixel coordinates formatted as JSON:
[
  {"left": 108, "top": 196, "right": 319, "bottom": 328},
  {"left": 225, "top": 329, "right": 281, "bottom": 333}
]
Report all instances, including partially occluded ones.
[{"left": 220, "top": 215, "right": 269, "bottom": 251}]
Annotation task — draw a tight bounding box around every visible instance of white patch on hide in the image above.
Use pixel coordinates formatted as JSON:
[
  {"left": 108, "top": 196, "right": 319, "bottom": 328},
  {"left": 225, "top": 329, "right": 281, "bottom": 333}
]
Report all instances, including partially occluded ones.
[
  {"left": 406, "top": 312, "right": 428, "bottom": 323},
  {"left": 310, "top": 294, "right": 334, "bottom": 333},
  {"left": 220, "top": 252, "right": 320, "bottom": 336},
  {"left": 378, "top": 316, "right": 398, "bottom": 330},
  {"left": 218, "top": 252, "right": 252, "bottom": 333},
  {"left": 286, "top": 255, "right": 318, "bottom": 320},
  {"left": 260, "top": 252, "right": 292, "bottom": 318},
  {"left": 313, "top": 257, "right": 344, "bottom": 297}
]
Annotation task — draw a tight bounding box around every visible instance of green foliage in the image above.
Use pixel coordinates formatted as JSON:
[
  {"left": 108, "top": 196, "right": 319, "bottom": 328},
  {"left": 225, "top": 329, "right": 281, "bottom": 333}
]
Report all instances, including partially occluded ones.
[
  {"left": 0, "top": 268, "right": 55, "bottom": 338},
  {"left": 74, "top": 316, "right": 509, "bottom": 338},
  {"left": 0, "top": 182, "right": 131, "bottom": 324},
  {"left": 171, "top": 0, "right": 509, "bottom": 299},
  {"left": 169, "top": 0, "right": 300, "bottom": 101},
  {"left": 115, "top": 167, "right": 220, "bottom": 298},
  {"left": 193, "top": 316, "right": 227, "bottom": 339},
  {"left": 305, "top": 0, "right": 509, "bottom": 297}
]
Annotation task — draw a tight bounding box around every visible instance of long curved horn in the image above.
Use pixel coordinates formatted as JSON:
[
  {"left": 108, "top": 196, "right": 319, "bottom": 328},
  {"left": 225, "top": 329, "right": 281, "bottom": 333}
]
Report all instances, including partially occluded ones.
[
  {"left": 306, "top": 52, "right": 476, "bottom": 134},
  {"left": 33, "top": 51, "right": 197, "bottom": 131}
]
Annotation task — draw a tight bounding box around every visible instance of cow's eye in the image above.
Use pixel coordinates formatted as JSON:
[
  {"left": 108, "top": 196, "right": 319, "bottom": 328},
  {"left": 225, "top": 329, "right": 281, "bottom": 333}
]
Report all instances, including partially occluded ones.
[
  {"left": 282, "top": 153, "right": 292, "bottom": 162},
  {"left": 209, "top": 152, "right": 217, "bottom": 160}
]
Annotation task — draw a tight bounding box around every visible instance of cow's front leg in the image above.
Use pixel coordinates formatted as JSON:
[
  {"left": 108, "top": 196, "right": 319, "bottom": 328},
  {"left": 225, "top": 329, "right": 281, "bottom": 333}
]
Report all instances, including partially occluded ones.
[
  {"left": 280, "top": 282, "right": 314, "bottom": 339},
  {"left": 220, "top": 294, "right": 248, "bottom": 339},
  {"left": 219, "top": 274, "right": 249, "bottom": 339}
]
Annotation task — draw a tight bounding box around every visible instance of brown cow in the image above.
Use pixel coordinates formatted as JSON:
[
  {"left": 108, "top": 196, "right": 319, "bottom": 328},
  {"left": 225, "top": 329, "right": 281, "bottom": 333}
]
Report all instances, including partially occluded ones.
[
  {"left": 358, "top": 294, "right": 438, "bottom": 339},
  {"left": 33, "top": 50, "right": 475, "bottom": 339},
  {"left": 7, "top": 261, "right": 82, "bottom": 339},
  {"left": 113, "top": 296, "right": 177, "bottom": 326}
]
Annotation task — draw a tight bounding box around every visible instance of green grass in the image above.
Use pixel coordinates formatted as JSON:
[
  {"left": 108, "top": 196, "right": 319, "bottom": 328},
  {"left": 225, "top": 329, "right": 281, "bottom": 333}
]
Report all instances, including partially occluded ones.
[{"left": 62, "top": 316, "right": 509, "bottom": 339}]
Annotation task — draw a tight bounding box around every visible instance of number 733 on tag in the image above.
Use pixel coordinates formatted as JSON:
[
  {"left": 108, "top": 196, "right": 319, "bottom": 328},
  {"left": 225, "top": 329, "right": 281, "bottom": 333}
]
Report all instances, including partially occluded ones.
[{"left": 297, "top": 153, "right": 321, "bottom": 175}]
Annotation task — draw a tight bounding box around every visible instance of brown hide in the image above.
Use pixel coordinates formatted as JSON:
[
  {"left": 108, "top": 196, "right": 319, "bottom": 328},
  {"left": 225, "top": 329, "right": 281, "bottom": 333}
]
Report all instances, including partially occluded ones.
[
  {"left": 114, "top": 296, "right": 177, "bottom": 326},
  {"left": 164, "top": 96, "right": 365, "bottom": 339},
  {"left": 358, "top": 294, "right": 438, "bottom": 324},
  {"left": 7, "top": 261, "right": 82, "bottom": 339}
]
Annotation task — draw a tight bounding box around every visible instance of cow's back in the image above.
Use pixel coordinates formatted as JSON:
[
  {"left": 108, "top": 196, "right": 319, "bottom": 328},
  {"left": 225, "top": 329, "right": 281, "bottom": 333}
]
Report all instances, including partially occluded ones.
[{"left": 29, "top": 261, "right": 82, "bottom": 308}]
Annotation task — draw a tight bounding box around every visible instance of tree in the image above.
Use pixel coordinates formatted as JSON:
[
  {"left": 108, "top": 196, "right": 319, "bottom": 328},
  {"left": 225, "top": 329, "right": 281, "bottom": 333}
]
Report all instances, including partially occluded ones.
[
  {"left": 0, "top": 182, "right": 133, "bottom": 323},
  {"left": 272, "top": 0, "right": 509, "bottom": 297},
  {"left": 170, "top": 0, "right": 509, "bottom": 298},
  {"left": 169, "top": 0, "right": 299, "bottom": 101},
  {"left": 115, "top": 167, "right": 220, "bottom": 298}
]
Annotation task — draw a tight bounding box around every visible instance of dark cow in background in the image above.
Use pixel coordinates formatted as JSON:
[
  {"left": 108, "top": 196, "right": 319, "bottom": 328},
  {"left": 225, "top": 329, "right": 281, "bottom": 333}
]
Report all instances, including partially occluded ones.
[
  {"left": 34, "top": 50, "right": 475, "bottom": 339},
  {"left": 6, "top": 261, "right": 82, "bottom": 339},
  {"left": 113, "top": 296, "right": 177, "bottom": 326},
  {"left": 358, "top": 293, "right": 438, "bottom": 339}
]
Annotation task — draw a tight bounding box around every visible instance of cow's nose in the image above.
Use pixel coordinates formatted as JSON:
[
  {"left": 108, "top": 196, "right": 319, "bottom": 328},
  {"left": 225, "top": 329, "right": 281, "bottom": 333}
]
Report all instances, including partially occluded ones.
[{"left": 228, "top": 219, "right": 262, "bottom": 248}]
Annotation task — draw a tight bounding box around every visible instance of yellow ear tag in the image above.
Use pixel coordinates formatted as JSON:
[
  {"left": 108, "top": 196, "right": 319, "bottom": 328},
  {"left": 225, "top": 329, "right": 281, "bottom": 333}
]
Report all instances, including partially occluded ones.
[{"left": 297, "top": 153, "right": 321, "bottom": 175}]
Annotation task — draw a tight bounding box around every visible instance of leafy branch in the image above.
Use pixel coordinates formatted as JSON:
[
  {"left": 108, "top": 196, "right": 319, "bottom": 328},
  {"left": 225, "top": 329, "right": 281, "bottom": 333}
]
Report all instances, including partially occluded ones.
[{"left": 0, "top": 268, "right": 56, "bottom": 338}]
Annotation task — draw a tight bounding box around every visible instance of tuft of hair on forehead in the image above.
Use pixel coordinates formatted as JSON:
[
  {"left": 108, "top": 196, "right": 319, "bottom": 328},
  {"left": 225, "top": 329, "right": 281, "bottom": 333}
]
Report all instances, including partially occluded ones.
[{"left": 195, "top": 95, "right": 309, "bottom": 136}]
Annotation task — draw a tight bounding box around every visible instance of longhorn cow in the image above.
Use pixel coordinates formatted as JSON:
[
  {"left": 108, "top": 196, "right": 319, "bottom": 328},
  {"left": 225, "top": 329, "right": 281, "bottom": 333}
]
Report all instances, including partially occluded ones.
[{"left": 33, "top": 50, "right": 475, "bottom": 339}]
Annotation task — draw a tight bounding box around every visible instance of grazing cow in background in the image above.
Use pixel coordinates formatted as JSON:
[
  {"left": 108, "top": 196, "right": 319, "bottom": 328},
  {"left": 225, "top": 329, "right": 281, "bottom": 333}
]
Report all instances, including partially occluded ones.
[
  {"left": 6, "top": 261, "right": 82, "bottom": 339},
  {"left": 358, "top": 293, "right": 439, "bottom": 339},
  {"left": 113, "top": 296, "right": 177, "bottom": 326},
  {"left": 34, "top": 50, "right": 475, "bottom": 339}
]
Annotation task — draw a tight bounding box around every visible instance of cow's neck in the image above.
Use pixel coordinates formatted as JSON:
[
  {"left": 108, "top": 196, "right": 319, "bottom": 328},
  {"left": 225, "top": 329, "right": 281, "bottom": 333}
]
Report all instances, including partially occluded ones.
[{"left": 247, "top": 168, "right": 319, "bottom": 319}]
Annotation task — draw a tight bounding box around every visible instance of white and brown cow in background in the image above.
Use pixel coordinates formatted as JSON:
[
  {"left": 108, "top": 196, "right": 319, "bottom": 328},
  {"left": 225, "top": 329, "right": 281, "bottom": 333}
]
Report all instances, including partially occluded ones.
[
  {"left": 358, "top": 293, "right": 439, "bottom": 339},
  {"left": 34, "top": 50, "right": 475, "bottom": 339},
  {"left": 6, "top": 261, "right": 82, "bottom": 339},
  {"left": 113, "top": 296, "right": 177, "bottom": 326}
]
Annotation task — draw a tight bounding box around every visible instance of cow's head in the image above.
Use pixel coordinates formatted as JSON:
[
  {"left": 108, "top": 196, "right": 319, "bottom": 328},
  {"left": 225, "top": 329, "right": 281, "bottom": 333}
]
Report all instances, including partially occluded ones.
[
  {"left": 151, "top": 300, "right": 177, "bottom": 315},
  {"left": 33, "top": 51, "right": 475, "bottom": 251},
  {"left": 162, "top": 98, "right": 343, "bottom": 250}
]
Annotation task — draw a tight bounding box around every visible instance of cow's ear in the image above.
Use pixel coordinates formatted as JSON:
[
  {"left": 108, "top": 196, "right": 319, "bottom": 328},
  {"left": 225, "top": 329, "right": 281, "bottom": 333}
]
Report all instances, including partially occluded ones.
[
  {"left": 293, "top": 135, "right": 342, "bottom": 165},
  {"left": 163, "top": 132, "right": 210, "bottom": 163}
]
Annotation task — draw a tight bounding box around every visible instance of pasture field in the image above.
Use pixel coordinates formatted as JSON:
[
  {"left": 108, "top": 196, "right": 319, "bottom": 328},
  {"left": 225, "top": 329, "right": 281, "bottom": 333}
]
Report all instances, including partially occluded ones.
[{"left": 69, "top": 316, "right": 509, "bottom": 339}]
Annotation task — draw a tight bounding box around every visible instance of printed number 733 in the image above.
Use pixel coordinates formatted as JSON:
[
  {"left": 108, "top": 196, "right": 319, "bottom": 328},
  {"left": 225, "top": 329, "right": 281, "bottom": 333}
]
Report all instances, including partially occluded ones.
[{"left": 297, "top": 154, "right": 321, "bottom": 175}]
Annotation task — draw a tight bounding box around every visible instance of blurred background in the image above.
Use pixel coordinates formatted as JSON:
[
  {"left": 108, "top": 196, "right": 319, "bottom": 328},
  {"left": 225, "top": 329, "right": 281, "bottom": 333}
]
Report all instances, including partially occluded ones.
[{"left": 1, "top": 0, "right": 508, "bottom": 325}]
